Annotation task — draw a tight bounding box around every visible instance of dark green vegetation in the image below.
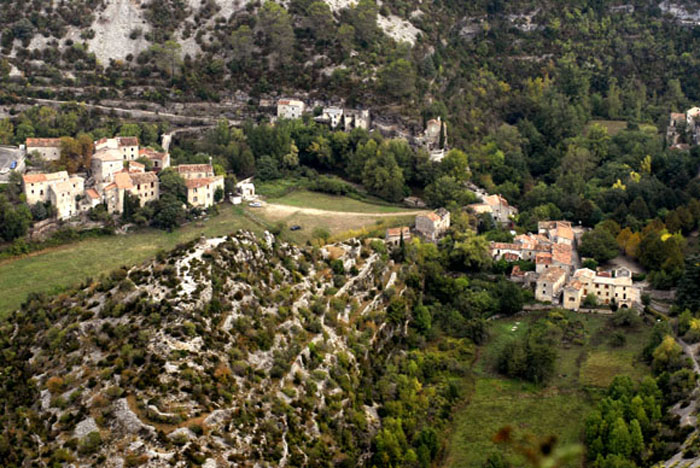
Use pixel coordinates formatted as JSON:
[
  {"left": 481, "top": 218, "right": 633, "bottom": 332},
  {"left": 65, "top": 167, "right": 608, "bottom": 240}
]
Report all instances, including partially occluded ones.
[
  {"left": 446, "top": 309, "right": 655, "bottom": 468},
  {"left": 583, "top": 315, "right": 698, "bottom": 468}
]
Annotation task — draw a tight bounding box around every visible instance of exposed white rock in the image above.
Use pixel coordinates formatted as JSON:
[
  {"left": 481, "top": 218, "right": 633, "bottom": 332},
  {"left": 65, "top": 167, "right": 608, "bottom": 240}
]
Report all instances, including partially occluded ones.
[
  {"left": 74, "top": 417, "right": 99, "bottom": 439},
  {"left": 112, "top": 398, "right": 156, "bottom": 436},
  {"left": 377, "top": 14, "right": 421, "bottom": 46}
]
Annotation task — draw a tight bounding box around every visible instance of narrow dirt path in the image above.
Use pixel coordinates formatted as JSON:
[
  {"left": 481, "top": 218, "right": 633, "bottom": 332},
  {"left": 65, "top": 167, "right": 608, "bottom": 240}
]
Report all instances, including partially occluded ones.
[{"left": 262, "top": 202, "right": 427, "bottom": 218}]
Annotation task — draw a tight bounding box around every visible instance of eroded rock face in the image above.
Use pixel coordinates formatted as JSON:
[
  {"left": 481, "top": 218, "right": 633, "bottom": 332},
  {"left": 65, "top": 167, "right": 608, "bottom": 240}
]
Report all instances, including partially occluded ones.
[{"left": 15, "top": 231, "right": 398, "bottom": 465}]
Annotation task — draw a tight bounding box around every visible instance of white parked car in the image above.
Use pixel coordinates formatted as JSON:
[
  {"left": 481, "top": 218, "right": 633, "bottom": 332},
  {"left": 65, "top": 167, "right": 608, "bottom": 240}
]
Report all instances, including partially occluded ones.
[{"left": 248, "top": 202, "right": 262, "bottom": 208}]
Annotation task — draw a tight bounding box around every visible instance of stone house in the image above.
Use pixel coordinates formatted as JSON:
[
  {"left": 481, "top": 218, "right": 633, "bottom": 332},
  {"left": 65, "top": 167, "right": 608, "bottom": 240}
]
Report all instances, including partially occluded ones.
[
  {"left": 92, "top": 149, "right": 125, "bottom": 184},
  {"left": 343, "top": 109, "right": 370, "bottom": 130},
  {"left": 186, "top": 176, "right": 225, "bottom": 208},
  {"left": 23, "top": 171, "right": 69, "bottom": 205},
  {"left": 25, "top": 138, "right": 62, "bottom": 161},
  {"left": 468, "top": 194, "right": 518, "bottom": 225},
  {"left": 81, "top": 188, "right": 102, "bottom": 211},
  {"left": 562, "top": 267, "right": 640, "bottom": 310},
  {"left": 277, "top": 99, "right": 305, "bottom": 120},
  {"left": 415, "top": 208, "right": 450, "bottom": 242},
  {"left": 315, "top": 107, "right": 344, "bottom": 129},
  {"left": 385, "top": 226, "right": 411, "bottom": 247},
  {"left": 139, "top": 148, "right": 170, "bottom": 171},
  {"left": 22, "top": 171, "right": 84, "bottom": 220},
  {"left": 49, "top": 178, "right": 84, "bottom": 220},
  {"left": 538, "top": 220, "right": 574, "bottom": 246},
  {"left": 94, "top": 137, "right": 139, "bottom": 161},
  {"left": 424, "top": 117, "right": 445, "bottom": 147},
  {"left": 238, "top": 182, "right": 255, "bottom": 200},
  {"left": 104, "top": 171, "right": 159, "bottom": 214},
  {"left": 535, "top": 267, "right": 567, "bottom": 303}
]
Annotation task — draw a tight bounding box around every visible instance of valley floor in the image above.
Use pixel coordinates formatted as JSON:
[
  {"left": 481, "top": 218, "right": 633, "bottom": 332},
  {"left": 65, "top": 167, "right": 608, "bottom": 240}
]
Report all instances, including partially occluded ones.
[{"left": 443, "top": 311, "right": 653, "bottom": 467}]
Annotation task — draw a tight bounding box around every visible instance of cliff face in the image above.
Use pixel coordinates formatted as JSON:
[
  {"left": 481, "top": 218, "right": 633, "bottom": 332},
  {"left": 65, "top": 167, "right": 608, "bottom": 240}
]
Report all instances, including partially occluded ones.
[{"left": 2, "top": 231, "right": 406, "bottom": 465}]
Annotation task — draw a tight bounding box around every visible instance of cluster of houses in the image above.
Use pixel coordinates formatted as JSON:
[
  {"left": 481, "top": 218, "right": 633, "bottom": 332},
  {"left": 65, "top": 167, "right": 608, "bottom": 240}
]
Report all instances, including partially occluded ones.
[
  {"left": 490, "top": 220, "right": 641, "bottom": 310},
  {"left": 22, "top": 136, "right": 228, "bottom": 221},
  {"left": 667, "top": 106, "right": 700, "bottom": 149},
  {"left": 276, "top": 98, "right": 447, "bottom": 161},
  {"left": 276, "top": 99, "right": 371, "bottom": 132}
]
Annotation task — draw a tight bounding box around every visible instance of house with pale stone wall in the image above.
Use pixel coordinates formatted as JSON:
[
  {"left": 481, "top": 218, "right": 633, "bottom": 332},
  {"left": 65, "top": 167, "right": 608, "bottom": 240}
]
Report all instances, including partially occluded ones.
[{"left": 26, "top": 138, "right": 62, "bottom": 161}]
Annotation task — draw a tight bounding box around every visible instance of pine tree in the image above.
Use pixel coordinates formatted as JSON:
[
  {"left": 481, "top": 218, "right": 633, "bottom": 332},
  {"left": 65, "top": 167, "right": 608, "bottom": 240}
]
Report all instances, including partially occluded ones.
[
  {"left": 608, "top": 417, "right": 631, "bottom": 457},
  {"left": 629, "top": 419, "right": 644, "bottom": 457}
]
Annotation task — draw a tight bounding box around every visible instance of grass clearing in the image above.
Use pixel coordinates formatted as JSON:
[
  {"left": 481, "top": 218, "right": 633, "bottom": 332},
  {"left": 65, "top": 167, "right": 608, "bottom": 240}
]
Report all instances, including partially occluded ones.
[
  {"left": 444, "top": 379, "right": 592, "bottom": 468},
  {"left": 0, "top": 206, "right": 262, "bottom": 318},
  {"left": 267, "top": 189, "right": 413, "bottom": 214},
  {"left": 444, "top": 310, "right": 653, "bottom": 468},
  {"left": 588, "top": 120, "right": 628, "bottom": 136}
]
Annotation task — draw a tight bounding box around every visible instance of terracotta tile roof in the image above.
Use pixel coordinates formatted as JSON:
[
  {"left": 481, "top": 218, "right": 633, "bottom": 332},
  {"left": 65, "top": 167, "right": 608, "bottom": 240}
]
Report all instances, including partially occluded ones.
[
  {"left": 538, "top": 267, "right": 566, "bottom": 283},
  {"left": 278, "top": 99, "right": 304, "bottom": 106},
  {"left": 26, "top": 137, "right": 62, "bottom": 147},
  {"left": 113, "top": 172, "right": 134, "bottom": 190},
  {"left": 552, "top": 244, "right": 573, "bottom": 265},
  {"left": 574, "top": 268, "right": 596, "bottom": 280},
  {"left": 185, "top": 177, "right": 215, "bottom": 189},
  {"left": 565, "top": 279, "right": 584, "bottom": 291},
  {"left": 670, "top": 112, "right": 686, "bottom": 122},
  {"left": 177, "top": 164, "right": 213, "bottom": 174},
  {"left": 93, "top": 148, "right": 123, "bottom": 160},
  {"left": 484, "top": 194, "right": 510, "bottom": 207},
  {"left": 490, "top": 242, "right": 521, "bottom": 251},
  {"left": 129, "top": 172, "right": 158, "bottom": 185},
  {"left": 556, "top": 224, "right": 574, "bottom": 241},
  {"left": 386, "top": 227, "right": 411, "bottom": 238},
  {"left": 23, "top": 173, "right": 47, "bottom": 183},
  {"left": 86, "top": 188, "right": 100, "bottom": 199},
  {"left": 467, "top": 203, "right": 492, "bottom": 214},
  {"left": 116, "top": 136, "right": 139, "bottom": 147},
  {"left": 503, "top": 252, "right": 520, "bottom": 261},
  {"left": 139, "top": 148, "right": 168, "bottom": 160},
  {"left": 22, "top": 171, "right": 68, "bottom": 184},
  {"left": 536, "top": 252, "right": 552, "bottom": 264}
]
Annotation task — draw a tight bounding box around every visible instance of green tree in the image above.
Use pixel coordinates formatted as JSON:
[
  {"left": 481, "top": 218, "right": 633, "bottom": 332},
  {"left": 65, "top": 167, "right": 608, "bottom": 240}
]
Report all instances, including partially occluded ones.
[
  {"left": 362, "top": 150, "right": 406, "bottom": 202},
  {"left": 441, "top": 149, "right": 470, "bottom": 181},
  {"left": 379, "top": 59, "right": 416, "bottom": 99},
  {"left": 0, "top": 118, "right": 13, "bottom": 144},
  {"left": 259, "top": 2, "right": 294, "bottom": 65},
  {"left": 230, "top": 25, "right": 255, "bottom": 67},
  {"left": 151, "top": 194, "right": 186, "bottom": 231},
  {"left": 608, "top": 417, "right": 631, "bottom": 457},
  {"left": 337, "top": 24, "right": 355, "bottom": 55},
  {"left": 257, "top": 155, "right": 281, "bottom": 181},
  {"left": 150, "top": 41, "right": 182, "bottom": 79},
  {"left": 677, "top": 255, "right": 700, "bottom": 313},
  {"left": 119, "top": 123, "right": 141, "bottom": 139},
  {"left": 159, "top": 168, "right": 188, "bottom": 203},
  {"left": 306, "top": 2, "right": 335, "bottom": 42},
  {"left": 579, "top": 226, "right": 619, "bottom": 263}
]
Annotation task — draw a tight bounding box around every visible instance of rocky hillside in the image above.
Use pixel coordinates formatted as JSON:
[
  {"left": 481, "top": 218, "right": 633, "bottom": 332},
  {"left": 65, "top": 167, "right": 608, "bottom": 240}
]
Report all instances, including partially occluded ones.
[{"left": 0, "top": 230, "right": 423, "bottom": 466}]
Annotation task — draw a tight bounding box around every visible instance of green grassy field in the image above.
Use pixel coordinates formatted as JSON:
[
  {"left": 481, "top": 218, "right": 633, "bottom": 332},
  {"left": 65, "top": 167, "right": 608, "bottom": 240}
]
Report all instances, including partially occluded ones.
[
  {"left": 0, "top": 206, "right": 262, "bottom": 318},
  {"left": 266, "top": 189, "right": 414, "bottom": 214},
  {"left": 588, "top": 120, "right": 658, "bottom": 136},
  {"left": 444, "top": 311, "right": 653, "bottom": 468}
]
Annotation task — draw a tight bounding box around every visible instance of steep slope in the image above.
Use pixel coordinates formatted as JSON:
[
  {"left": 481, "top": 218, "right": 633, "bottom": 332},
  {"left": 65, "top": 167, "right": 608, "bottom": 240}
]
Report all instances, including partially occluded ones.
[{"left": 0, "top": 231, "right": 408, "bottom": 465}]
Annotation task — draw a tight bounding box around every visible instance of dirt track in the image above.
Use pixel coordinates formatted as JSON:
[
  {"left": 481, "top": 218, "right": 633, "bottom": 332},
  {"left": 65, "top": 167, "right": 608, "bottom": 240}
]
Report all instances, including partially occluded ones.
[{"left": 260, "top": 203, "right": 427, "bottom": 218}]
